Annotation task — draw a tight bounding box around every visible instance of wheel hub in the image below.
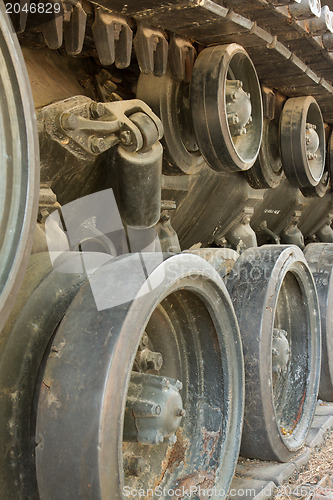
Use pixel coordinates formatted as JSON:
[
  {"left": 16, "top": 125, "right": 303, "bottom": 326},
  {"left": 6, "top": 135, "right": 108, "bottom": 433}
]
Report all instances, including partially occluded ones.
[
  {"left": 124, "top": 372, "right": 184, "bottom": 445},
  {"left": 272, "top": 328, "right": 290, "bottom": 374},
  {"left": 306, "top": 123, "right": 319, "bottom": 161},
  {"left": 226, "top": 79, "right": 252, "bottom": 136}
]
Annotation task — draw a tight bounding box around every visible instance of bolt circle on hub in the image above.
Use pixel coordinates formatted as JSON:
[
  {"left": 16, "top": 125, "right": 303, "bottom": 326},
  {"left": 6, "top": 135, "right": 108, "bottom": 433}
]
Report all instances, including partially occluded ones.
[
  {"left": 280, "top": 96, "right": 325, "bottom": 188},
  {"left": 227, "top": 245, "right": 321, "bottom": 462},
  {"left": 190, "top": 43, "right": 263, "bottom": 172},
  {"left": 35, "top": 253, "right": 244, "bottom": 499}
]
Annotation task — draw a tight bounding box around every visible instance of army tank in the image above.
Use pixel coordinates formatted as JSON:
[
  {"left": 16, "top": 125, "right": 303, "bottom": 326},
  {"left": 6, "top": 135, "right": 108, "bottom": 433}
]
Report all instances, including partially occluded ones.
[{"left": 1, "top": 0, "right": 333, "bottom": 498}]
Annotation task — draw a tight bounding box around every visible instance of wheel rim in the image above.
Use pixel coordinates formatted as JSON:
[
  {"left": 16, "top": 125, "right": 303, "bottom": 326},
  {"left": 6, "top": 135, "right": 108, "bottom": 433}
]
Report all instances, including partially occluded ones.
[
  {"left": 0, "top": 2, "right": 39, "bottom": 332},
  {"left": 190, "top": 43, "right": 263, "bottom": 172},
  {"left": 272, "top": 271, "right": 314, "bottom": 441},
  {"left": 36, "top": 253, "right": 244, "bottom": 499},
  {"left": 280, "top": 96, "right": 325, "bottom": 188},
  {"left": 0, "top": 252, "right": 89, "bottom": 498},
  {"left": 300, "top": 168, "right": 330, "bottom": 198},
  {"left": 227, "top": 245, "right": 321, "bottom": 461}
]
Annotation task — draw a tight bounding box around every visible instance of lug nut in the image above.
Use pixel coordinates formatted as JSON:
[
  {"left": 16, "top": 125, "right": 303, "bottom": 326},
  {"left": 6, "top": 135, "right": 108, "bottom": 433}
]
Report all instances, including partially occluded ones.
[
  {"left": 146, "top": 352, "right": 163, "bottom": 371},
  {"left": 151, "top": 404, "right": 161, "bottom": 416},
  {"left": 60, "top": 112, "right": 78, "bottom": 131},
  {"left": 156, "top": 434, "right": 164, "bottom": 444},
  {"left": 90, "top": 102, "right": 105, "bottom": 119},
  {"left": 162, "top": 378, "right": 170, "bottom": 390},
  {"left": 228, "top": 114, "right": 239, "bottom": 125},
  {"left": 90, "top": 137, "right": 106, "bottom": 154},
  {"left": 177, "top": 409, "right": 186, "bottom": 417},
  {"left": 175, "top": 380, "right": 183, "bottom": 391}
]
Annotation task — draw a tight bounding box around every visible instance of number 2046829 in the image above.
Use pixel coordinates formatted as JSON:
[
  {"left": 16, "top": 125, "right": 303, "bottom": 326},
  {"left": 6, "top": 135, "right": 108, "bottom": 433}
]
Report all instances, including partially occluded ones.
[{"left": 6, "top": 2, "right": 61, "bottom": 14}]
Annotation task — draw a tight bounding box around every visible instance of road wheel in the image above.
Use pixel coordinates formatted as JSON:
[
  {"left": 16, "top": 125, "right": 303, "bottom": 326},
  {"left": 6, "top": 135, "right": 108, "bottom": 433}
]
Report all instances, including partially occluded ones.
[
  {"left": 305, "top": 243, "right": 333, "bottom": 401},
  {"left": 0, "top": 2, "right": 39, "bottom": 331},
  {"left": 36, "top": 253, "right": 244, "bottom": 499},
  {"left": 227, "top": 245, "right": 321, "bottom": 461}
]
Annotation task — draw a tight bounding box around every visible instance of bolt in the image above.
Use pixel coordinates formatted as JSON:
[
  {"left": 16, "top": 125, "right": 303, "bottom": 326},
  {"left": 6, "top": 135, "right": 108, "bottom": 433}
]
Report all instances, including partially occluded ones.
[
  {"left": 228, "top": 114, "right": 240, "bottom": 126},
  {"left": 141, "top": 332, "right": 149, "bottom": 347},
  {"left": 231, "top": 92, "right": 237, "bottom": 101},
  {"left": 272, "top": 348, "right": 279, "bottom": 357},
  {"left": 151, "top": 404, "right": 161, "bottom": 416},
  {"left": 236, "top": 80, "right": 243, "bottom": 88},
  {"left": 60, "top": 112, "right": 78, "bottom": 131},
  {"left": 120, "top": 129, "right": 133, "bottom": 146},
  {"left": 156, "top": 434, "right": 164, "bottom": 444},
  {"left": 240, "top": 127, "right": 247, "bottom": 135},
  {"left": 306, "top": 123, "right": 316, "bottom": 131},
  {"left": 247, "top": 116, "right": 253, "bottom": 124},
  {"left": 90, "top": 102, "right": 105, "bottom": 119},
  {"left": 175, "top": 380, "right": 183, "bottom": 391},
  {"left": 177, "top": 409, "right": 186, "bottom": 417},
  {"left": 147, "top": 352, "right": 163, "bottom": 371},
  {"left": 90, "top": 137, "right": 106, "bottom": 154},
  {"left": 246, "top": 92, "right": 251, "bottom": 99},
  {"left": 306, "top": 136, "right": 310, "bottom": 145},
  {"left": 162, "top": 378, "right": 170, "bottom": 390}
]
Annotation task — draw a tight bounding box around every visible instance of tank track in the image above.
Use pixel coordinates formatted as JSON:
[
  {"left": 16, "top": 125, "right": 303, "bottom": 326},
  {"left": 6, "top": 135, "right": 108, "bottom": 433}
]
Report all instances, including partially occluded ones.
[{"left": 15, "top": 0, "right": 333, "bottom": 122}]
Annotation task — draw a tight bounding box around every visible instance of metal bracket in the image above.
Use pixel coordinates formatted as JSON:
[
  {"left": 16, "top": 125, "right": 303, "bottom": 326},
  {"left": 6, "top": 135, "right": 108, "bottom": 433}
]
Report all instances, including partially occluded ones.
[{"left": 40, "top": 96, "right": 163, "bottom": 158}]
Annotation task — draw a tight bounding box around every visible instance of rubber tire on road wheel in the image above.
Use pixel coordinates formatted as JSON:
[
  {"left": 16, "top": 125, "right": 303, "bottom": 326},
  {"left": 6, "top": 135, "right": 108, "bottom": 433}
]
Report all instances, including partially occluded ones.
[
  {"left": 245, "top": 118, "right": 284, "bottom": 189},
  {"left": 226, "top": 245, "right": 321, "bottom": 462},
  {"left": 0, "top": 253, "right": 89, "bottom": 499},
  {"left": 0, "top": 2, "right": 39, "bottom": 332},
  {"left": 36, "top": 253, "right": 244, "bottom": 500},
  {"left": 190, "top": 44, "right": 263, "bottom": 172},
  {"left": 305, "top": 243, "right": 333, "bottom": 401},
  {"left": 280, "top": 96, "right": 325, "bottom": 188}
]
